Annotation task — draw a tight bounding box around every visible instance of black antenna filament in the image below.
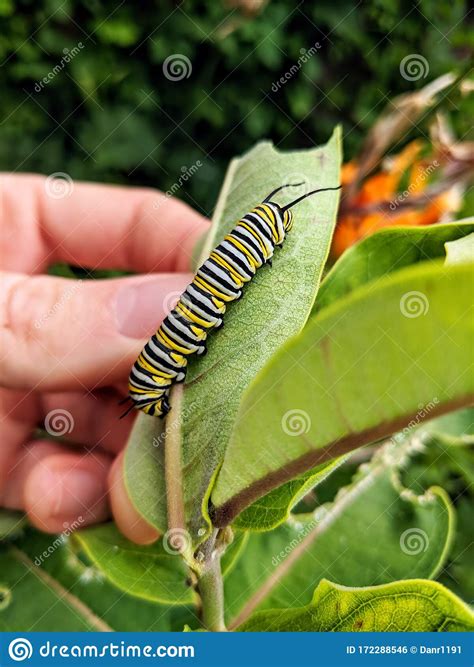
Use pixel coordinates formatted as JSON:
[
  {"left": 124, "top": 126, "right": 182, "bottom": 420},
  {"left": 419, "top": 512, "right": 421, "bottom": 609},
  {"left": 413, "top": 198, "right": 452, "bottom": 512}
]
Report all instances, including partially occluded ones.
[
  {"left": 263, "top": 182, "right": 305, "bottom": 202},
  {"left": 282, "top": 185, "right": 341, "bottom": 211}
]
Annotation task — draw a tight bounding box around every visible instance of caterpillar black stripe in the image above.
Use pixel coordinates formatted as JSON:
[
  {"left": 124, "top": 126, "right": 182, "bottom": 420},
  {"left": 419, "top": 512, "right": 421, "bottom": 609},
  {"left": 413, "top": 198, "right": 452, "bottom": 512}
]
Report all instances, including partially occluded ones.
[{"left": 120, "top": 183, "right": 341, "bottom": 418}]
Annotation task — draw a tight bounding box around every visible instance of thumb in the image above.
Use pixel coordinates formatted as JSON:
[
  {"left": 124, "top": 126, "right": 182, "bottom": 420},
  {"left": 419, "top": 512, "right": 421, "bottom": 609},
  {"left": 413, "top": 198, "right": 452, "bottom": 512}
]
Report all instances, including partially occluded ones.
[{"left": 0, "top": 272, "right": 192, "bottom": 391}]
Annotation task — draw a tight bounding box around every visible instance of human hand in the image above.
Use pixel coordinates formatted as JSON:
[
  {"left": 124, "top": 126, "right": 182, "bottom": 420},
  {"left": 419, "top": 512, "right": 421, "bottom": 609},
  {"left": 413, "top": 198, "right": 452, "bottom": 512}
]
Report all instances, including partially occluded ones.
[{"left": 0, "top": 174, "right": 208, "bottom": 543}]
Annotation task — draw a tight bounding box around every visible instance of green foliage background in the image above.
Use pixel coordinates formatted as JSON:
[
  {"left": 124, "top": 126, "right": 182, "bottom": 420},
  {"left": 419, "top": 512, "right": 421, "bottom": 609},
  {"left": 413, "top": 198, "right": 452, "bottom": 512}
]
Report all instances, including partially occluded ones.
[{"left": 0, "top": 0, "right": 472, "bottom": 216}]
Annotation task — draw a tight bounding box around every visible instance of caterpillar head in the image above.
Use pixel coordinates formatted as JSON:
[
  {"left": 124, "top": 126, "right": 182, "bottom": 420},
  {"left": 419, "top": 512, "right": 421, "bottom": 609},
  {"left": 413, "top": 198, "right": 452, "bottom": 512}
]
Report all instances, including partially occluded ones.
[{"left": 282, "top": 208, "right": 294, "bottom": 231}]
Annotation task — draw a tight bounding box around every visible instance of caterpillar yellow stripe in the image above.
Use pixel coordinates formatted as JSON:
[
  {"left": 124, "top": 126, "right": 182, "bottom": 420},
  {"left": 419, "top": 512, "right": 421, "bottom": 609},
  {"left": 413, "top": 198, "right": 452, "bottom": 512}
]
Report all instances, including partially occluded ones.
[{"left": 121, "top": 183, "right": 341, "bottom": 419}]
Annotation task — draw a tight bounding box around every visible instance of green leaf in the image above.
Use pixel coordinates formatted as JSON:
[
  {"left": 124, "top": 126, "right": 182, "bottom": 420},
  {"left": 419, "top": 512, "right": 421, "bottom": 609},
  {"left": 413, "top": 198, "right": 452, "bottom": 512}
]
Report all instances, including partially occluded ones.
[
  {"left": 315, "top": 220, "right": 474, "bottom": 314},
  {"left": 224, "top": 437, "right": 454, "bottom": 627},
  {"left": 233, "top": 457, "right": 345, "bottom": 531},
  {"left": 211, "top": 261, "right": 474, "bottom": 526},
  {"left": 73, "top": 523, "right": 196, "bottom": 606},
  {"left": 221, "top": 530, "right": 249, "bottom": 578},
  {"left": 445, "top": 231, "right": 474, "bottom": 265},
  {"left": 238, "top": 579, "right": 474, "bottom": 631},
  {"left": 124, "top": 415, "right": 166, "bottom": 531},
  {"left": 125, "top": 128, "right": 342, "bottom": 543}
]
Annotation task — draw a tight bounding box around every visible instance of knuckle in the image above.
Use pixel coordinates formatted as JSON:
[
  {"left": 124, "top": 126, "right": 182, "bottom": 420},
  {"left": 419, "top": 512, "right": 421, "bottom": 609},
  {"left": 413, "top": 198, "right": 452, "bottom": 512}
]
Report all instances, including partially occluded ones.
[
  {"left": 0, "top": 274, "right": 76, "bottom": 386},
  {"left": 3, "top": 274, "right": 60, "bottom": 336}
]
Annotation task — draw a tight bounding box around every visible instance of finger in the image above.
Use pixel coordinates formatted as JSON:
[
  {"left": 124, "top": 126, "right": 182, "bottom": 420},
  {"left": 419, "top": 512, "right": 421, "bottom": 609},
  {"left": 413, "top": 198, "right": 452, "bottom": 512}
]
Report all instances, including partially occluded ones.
[
  {"left": 40, "top": 389, "right": 134, "bottom": 453},
  {"left": 2, "top": 439, "right": 67, "bottom": 509},
  {"left": 0, "top": 173, "right": 208, "bottom": 274},
  {"left": 1, "top": 271, "right": 191, "bottom": 390},
  {"left": 108, "top": 452, "right": 160, "bottom": 544},
  {"left": 2, "top": 390, "right": 132, "bottom": 513},
  {"left": 23, "top": 449, "right": 112, "bottom": 533},
  {"left": 0, "top": 388, "right": 41, "bottom": 492}
]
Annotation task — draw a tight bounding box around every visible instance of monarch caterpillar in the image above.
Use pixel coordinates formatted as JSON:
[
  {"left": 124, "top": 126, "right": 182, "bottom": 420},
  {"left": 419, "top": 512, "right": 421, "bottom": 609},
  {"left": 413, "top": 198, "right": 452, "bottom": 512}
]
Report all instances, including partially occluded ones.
[{"left": 120, "top": 183, "right": 341, "bottom": 419}]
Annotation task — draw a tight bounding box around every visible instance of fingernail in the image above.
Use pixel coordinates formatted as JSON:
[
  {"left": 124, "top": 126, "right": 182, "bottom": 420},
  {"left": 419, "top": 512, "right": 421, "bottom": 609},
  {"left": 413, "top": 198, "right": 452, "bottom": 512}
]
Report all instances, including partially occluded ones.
[
  {"left": 116, "top": 274, "right": 192, "bottom": 338},
  {"left": 44, "top": 467, "right": 106, "bottom": 522}
]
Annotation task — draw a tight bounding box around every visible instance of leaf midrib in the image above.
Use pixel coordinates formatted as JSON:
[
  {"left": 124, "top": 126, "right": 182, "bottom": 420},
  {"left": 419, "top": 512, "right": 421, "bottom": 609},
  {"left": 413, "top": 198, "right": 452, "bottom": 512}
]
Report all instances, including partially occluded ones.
[{"left": 212, "top": 394, "right": 472, "bottom": 527}]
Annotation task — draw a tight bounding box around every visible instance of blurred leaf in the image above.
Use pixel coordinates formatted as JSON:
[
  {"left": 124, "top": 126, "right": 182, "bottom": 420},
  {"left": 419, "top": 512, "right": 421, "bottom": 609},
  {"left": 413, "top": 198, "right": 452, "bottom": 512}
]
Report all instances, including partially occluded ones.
[
  {"left": 238, "top": 579, "right": 474, "bottom": 631},
  {"left": 438, "top": 497, "right": 474, "bottom": 605},
  {"left": 0, "top": 545, "right": 107, "bottom": 630},
  {"left": 421, "top": 406, "right": 474, "bottom": 445},
  {"left": 0, "top": 530, "right": 197, "bottom": 631},
  {"left": 93, "top": 18, "right": 141, "bottom": 47},
  {"left": 224, "top": 437, "right": 454, "bottom": 626},
  {"left": 0, "top": 0, "right": 13, "bottom": 17},
  {"left": 0, "top": 511, "right": 26, "bottom": 541},
  {"left": 402, "top": 407, "right": 474, "bottom": 605},
  {"left": 78, "top": 107, "right": 157, "bottom": 170},
  {"left": 402, "top": 437, "right": 474, "bottom": 496}
]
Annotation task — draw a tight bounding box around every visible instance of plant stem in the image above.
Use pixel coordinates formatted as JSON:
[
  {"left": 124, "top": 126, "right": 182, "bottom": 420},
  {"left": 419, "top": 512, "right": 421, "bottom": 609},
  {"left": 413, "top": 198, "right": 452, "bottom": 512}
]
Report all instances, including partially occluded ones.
[
  {"left": 198, "top": 550, "right": 227, "bottom": 632},
  {"left": 164, "top": 384, "right": 186, "bottom": 532},
  {"left": 194, "top": 529, "right": 227, "bottom": 631}
]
